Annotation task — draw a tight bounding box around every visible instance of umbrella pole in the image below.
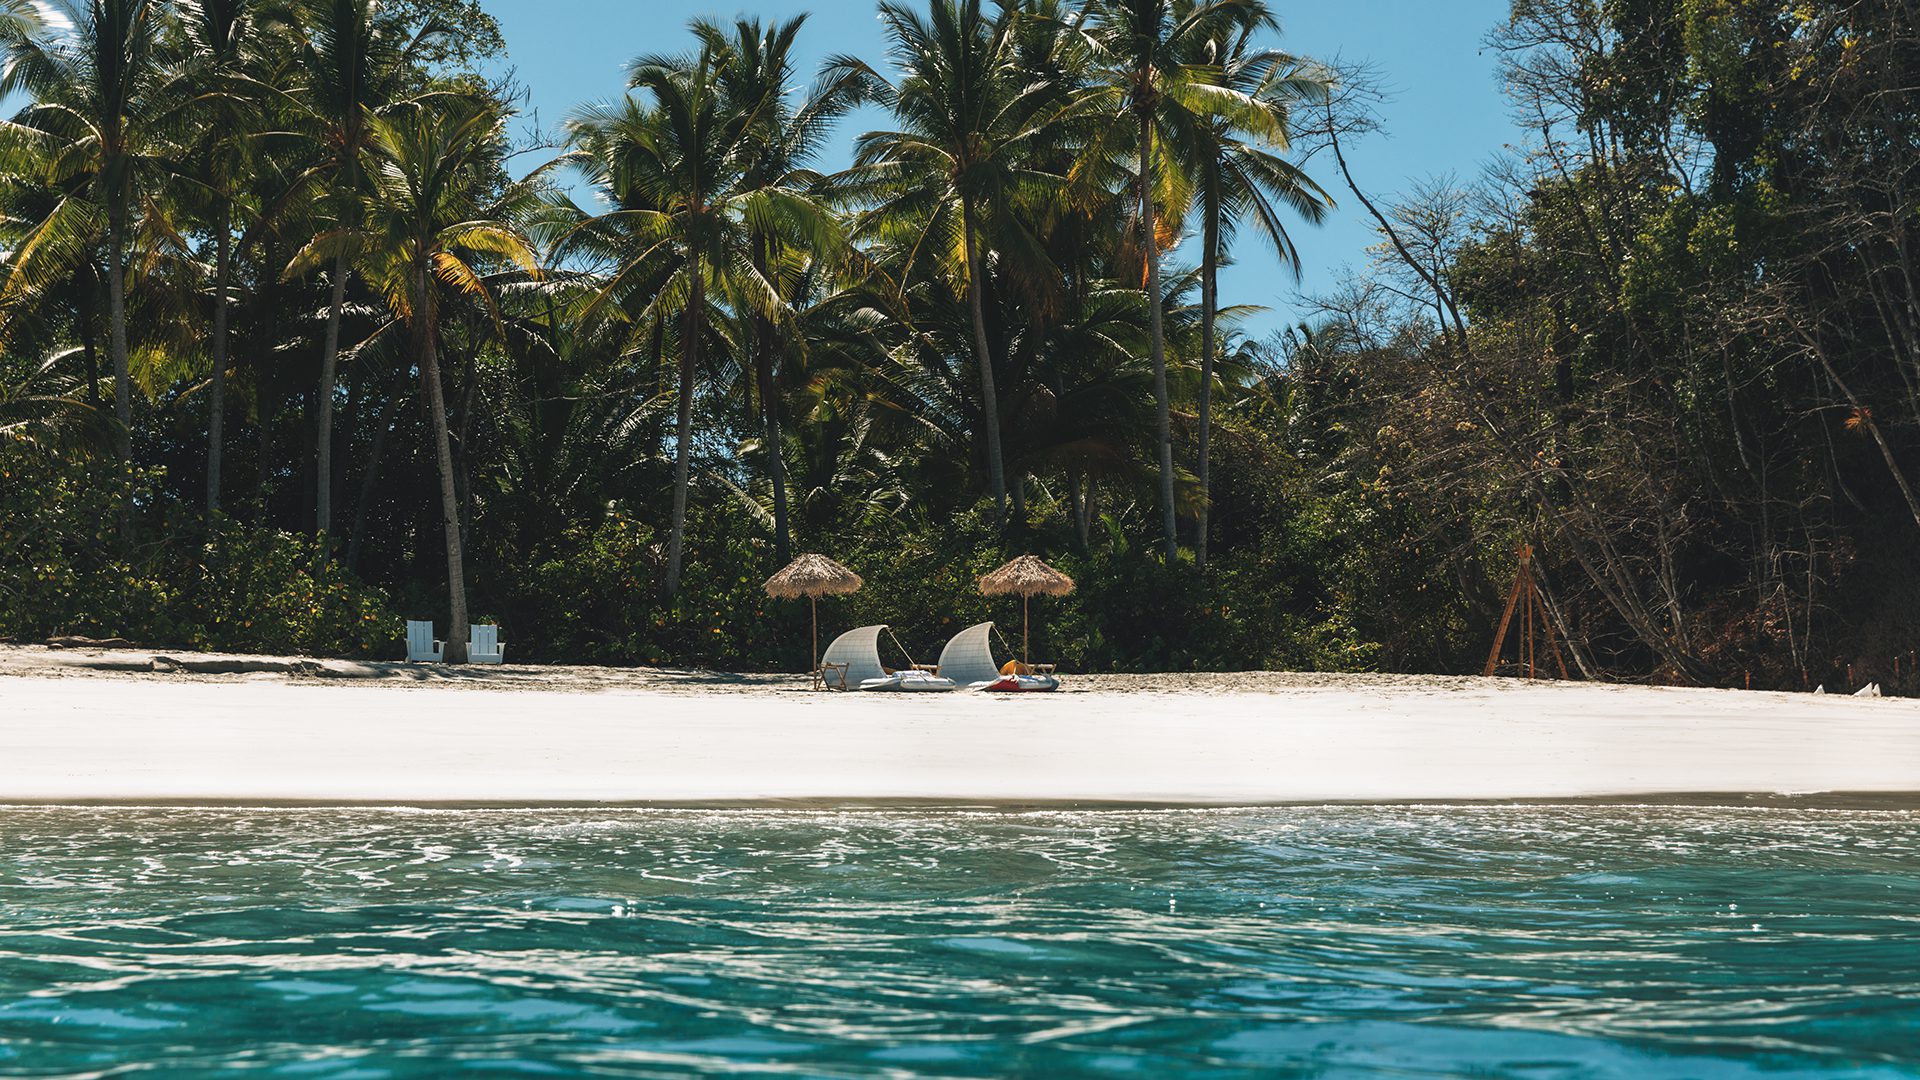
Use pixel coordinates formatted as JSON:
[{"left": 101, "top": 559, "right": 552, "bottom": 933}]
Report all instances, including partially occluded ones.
[
  {"left": 811, "top": 596, "right": 819, "bottom": 689},
  {"left": 1024, "top": 594, "right": 1030, "bottom": 666}
]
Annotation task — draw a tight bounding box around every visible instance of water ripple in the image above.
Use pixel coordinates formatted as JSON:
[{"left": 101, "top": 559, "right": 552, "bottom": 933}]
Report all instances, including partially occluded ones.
[{"left": 1, "top": 806, "right": 1917, "bottom": 1077}]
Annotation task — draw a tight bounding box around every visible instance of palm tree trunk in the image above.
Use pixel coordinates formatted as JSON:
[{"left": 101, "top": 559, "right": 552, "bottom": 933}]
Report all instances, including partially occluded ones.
[
  {"left": 300, "top": 377, "right": 317, "bottom": 531},
  {"left": 756, "top": 329, "right": 792, "bottom": 563},
  {"left": 257, "top": 372, "right": 274, "bottom": 496},
  {"left": 315, "top": 250, "right": 349, "bottom": 547},
  {"left": 419, "top": 287, "right": 469, "bottom": 664},
  {"left": 665, "top": 263, "right": 702, "bottom": 598},
  {"left": 344, "top": 366, "right": 407, "bottom": 572},
  {"left": 1196, "top": 166, "right": 1220, "bottom": 570},
  {"left": 961, "top": 195, "right": 1008, "bottom": 517},
  {"left": 106, "top": 200, "right": 133, "bottom": 501},
  {"left": 1139, "top": 113, "right": 1177, "bottom": 560},
  {"left": 749, "top": 242, "right": 793, "bottom": 562},
  {"left": 79, "top": 278, "right": 102, "bottom": 410},
  {"left": 207, "top": 200, "right": 232, "bottom": 516},
  {"left": 456, "top": 341, "right": 477, "bottom": 556},
  {"left": 338, "top": 354, "right": 361, "bottom": 526},
  {"left": 256, "top": 239, "right": 281, "bottom": 502},
  {"left": 1071, "top": 473, "right": 1091, "bottom": 552}
]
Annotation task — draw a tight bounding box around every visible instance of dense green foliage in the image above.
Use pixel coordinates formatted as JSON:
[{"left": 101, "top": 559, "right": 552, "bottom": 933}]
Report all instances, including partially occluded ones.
[
  {"left": 2, "top": 0, "right": 1914, "bottom": 688},
  {"left": 1281, "top": 0, "right": 1920, "bottom": 689},
  {"left": 0, "top": 453, "right": 397, "bottom": 654}
]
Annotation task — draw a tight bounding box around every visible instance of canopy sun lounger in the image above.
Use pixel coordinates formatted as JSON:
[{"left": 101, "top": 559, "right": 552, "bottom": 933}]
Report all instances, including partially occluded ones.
[
  {"left": 819, "top": 624, "right": 957, "bottom": 691},
  {"left": 938, "top": 621, "right": 1059, "bottom": 692},
  {"left": 819, "top": 624, "right": 887, "bottom": 690}
]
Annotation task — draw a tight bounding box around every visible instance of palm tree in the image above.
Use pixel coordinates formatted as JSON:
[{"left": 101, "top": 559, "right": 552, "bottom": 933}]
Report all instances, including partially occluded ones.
[
  {"left": 294, "top": 0, "right": 450, "bottom": 546},
  {"left": 694, "top": 15, "right": 867, "bottom": 564},
  {"left": 174, "top": 0, "right": 273, "bottom": 516},
  {"left": 1167, "top": 6, "right": 1329, "bottom": 567},
  {"left": 0, "top": 0, "right": 167, "bottom": 476},
  {"left": 564, "top": 35, "right": 834, "bottom": 597},
  {"left": 827, "top": 0, "right": 1077, "bottom": 524},
  {"left": 1080, "top": 0, "right": 1258, "bottom": 559},
  {"left": 292, "top": 99, "right": 537, "bottom": 661},
  {"left": 483, "top": 285, "right": 672, "bottom": 557}
]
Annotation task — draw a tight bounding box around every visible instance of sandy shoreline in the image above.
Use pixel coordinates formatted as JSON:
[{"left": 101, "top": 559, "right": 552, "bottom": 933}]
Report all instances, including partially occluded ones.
[
  {"left": 0, "top": 642, "right": 1456, "bottom": 694},
  {"left": 3, "top": 645, "right": 1917, "bottom": 807}
]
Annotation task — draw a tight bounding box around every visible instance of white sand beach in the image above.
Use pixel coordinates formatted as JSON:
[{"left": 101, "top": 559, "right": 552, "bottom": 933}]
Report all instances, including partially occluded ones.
[{"left": 1, "top": 646, "right": 1916, "bottom": 806}]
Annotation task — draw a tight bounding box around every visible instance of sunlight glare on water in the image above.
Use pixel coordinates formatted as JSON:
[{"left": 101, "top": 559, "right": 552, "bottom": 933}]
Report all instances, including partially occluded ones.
[{"left": 0, "top": 806, "right": 1917, "bottom": 1078}]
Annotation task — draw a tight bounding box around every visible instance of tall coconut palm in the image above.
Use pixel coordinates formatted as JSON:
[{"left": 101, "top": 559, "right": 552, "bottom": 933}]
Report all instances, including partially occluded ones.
[
  {"left": 564, "top": 36, "right": 836, "bottom": 597},
  {"left": 696, "top": 14, "right": 866, "bottom": 564},
  {"left": 291, "top": 99, "right": 537, "bottom": 661},
  {"left": 0, "top": 0, "right": 168, "bottom": 476},
  {"left": 1079, "top": 0, "right": 1259, "bottom": 559},
  {"left": 294, "top": 0, "right": 450, "bottom": 546},
  {"left": 1167, "top": 6, "right": 1329, "bottom": 567},
  {"left": 174, "top": 0, "right": 272, "bottom": 516},
  {"left": 827, "top": 0, "right": 1077, "bottom": 524}
]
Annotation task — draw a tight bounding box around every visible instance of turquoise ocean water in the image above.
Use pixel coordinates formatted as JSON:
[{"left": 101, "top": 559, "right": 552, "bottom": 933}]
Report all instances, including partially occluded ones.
[{"left": 1, "top": 806, "right": 1916, "bottom": 1078}]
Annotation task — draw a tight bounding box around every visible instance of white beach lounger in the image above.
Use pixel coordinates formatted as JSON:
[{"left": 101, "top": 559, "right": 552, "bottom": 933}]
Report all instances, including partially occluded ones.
[
  {"left": 469, "top": 624, "right": 506, "bottom": 665},
  {"left": 819, "top": 624, "right": 889, "bottom": 690},
  {"left": 405, "top": 620, "right": 443, "bottom": 663},
  {"left": 861, "top": 665, "right": 957, "bottom": 692}
]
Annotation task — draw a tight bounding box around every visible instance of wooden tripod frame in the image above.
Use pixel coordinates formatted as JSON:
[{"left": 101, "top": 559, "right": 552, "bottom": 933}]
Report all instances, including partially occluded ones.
[{"left": 1482, "top": 544, "right": 1571, "bottom": 680}]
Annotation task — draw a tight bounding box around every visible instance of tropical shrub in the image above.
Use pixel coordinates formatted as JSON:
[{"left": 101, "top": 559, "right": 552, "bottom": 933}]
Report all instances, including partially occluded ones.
[{"left": 0, "top": 449, "right": 399, "bottom": 657}]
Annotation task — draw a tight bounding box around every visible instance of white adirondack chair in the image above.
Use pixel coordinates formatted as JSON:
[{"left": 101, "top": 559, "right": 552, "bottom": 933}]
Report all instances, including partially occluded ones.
[
  {"left": 469, "top": 624, "right": 506, "bottom": 665},
  {"left": 405, "top": 620, "right": 443, "bottom": 663}
]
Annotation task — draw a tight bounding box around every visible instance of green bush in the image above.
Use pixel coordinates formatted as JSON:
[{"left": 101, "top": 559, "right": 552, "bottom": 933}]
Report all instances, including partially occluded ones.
[
  {"left": 192, "top": 518, "right": 400, "bottom": 657},
  {"left": 0, "top": 449, "right": 400, "bottom": 656}
]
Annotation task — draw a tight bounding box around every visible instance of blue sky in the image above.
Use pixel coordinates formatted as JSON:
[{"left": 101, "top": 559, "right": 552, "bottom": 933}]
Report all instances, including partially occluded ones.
[
  {"left": 0, "top": 3, "right": 1520, "bottom": 338},
  {"left": 0, "top": 3, "right": 1516, "bottom": 340},
  {"left": 483, "top": 1, "right": 1521, "bottom": 338}
]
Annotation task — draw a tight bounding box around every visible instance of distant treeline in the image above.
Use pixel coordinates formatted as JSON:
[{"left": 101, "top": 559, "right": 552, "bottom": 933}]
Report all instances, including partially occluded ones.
[{"left": 1, "top": 0, "right": 1914, "bottom": 687}]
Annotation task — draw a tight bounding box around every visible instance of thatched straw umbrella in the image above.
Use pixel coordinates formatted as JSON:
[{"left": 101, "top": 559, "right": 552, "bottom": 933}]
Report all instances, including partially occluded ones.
[
  {"left": 764, "top": 554, "right": 863, "bottom": 676},
  {"left": 979, "top": 555, "right": 1075, "bottom": 665}
]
